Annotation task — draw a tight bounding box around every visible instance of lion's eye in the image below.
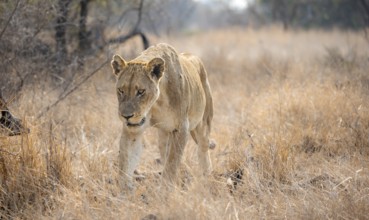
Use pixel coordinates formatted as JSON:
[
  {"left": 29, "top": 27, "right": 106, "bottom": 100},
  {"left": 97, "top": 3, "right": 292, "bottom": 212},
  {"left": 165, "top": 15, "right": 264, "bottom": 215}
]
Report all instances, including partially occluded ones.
[{"left": 137, "top": 89, "right": 145, "bottom": 97}]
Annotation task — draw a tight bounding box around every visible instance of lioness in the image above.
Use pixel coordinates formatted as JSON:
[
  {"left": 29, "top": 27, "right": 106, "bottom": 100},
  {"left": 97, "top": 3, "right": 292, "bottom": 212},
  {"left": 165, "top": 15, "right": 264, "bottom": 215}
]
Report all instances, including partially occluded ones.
[{"left": 110, "top": 43, "right": 215, "bottom": 187}]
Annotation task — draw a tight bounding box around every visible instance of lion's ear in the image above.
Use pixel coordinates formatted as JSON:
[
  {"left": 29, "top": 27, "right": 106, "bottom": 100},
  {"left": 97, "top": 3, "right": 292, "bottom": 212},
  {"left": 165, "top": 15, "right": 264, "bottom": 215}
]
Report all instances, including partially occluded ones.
[
  {"left": 147, "top": 58, "right": 164, "bottom": 80},
  {"left": 111, "top": 55, "right": 126, "bottom": 76}
]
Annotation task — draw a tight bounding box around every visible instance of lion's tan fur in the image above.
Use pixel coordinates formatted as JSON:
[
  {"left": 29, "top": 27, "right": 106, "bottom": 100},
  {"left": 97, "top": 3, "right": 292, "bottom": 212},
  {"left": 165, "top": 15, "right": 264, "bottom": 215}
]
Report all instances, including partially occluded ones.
[{"left": 111, "top": 43, "right": 215, "bottom": 187}]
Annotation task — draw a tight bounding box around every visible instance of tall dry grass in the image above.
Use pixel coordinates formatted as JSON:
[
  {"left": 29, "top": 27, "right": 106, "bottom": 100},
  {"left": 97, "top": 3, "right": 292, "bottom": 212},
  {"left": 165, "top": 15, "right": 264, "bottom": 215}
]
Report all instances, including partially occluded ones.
[{"left": 1, "top": 28, "right": 369, "bottom": 219}]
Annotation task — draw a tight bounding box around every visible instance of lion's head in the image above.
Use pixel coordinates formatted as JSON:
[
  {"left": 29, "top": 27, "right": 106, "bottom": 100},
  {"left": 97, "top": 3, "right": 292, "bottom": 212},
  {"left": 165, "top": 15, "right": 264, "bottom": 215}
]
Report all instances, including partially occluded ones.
[{"left": 111, "top": 55, "right": 165, "bottom": 131}]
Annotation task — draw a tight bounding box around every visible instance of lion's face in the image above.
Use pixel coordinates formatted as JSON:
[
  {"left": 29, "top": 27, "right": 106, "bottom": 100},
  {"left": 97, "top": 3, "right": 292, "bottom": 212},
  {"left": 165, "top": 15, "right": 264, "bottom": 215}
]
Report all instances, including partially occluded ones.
[{"left": 111, "top": 55, "right": 165, "bottom": 131}]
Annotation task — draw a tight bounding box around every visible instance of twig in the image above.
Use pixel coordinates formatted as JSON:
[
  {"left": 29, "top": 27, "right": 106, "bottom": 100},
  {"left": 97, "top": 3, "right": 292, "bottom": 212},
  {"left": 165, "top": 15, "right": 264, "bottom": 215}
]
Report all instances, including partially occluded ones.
[
  {"left": 0, "top": 0, "right": 21, "bottom": 41},
  {"left": 36, "top": 59, "right": 109, "bottom": 119}
]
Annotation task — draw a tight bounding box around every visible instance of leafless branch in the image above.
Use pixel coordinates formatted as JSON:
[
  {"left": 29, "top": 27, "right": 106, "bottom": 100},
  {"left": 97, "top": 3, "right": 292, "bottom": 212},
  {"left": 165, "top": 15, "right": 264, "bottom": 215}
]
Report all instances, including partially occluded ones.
[
  {"left": 0, "top": 0, "right": 21, "bottom": 41},
  {"left": 36, "top": 59, "right": 109, "bottom": 119},
  {"left": 107, "top": 30, "right": 149, "bottom": 49},
  {"left": 105, "top": 0, "right": 149, "bottom": 49},
  {"left": 133, "top": 0, "right": 145, "bottom": 32}
]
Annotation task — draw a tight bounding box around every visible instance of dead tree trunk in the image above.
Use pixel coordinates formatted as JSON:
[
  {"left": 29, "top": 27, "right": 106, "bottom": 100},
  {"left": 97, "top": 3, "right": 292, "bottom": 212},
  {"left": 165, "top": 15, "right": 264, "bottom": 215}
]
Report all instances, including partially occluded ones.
[
  {"left": 55, "top": 0, "right": 71, "bottom": 67},
  {"left": 78, "top": 0, "right": 91, "bottom": 53}
]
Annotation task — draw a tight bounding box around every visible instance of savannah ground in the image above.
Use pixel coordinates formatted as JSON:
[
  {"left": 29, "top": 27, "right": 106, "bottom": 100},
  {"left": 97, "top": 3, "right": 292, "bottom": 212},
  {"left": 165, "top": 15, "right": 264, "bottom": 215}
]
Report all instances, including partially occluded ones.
[{"left": 1, "top": 27, "right": 369, "bottom": 219}]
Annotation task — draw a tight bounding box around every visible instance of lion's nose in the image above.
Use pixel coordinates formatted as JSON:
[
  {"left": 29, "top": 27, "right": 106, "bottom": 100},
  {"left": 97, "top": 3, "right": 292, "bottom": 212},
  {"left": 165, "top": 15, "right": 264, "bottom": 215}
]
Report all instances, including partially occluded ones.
[{"left": 122, "top": 114, "right": 134, "bottom": 120}]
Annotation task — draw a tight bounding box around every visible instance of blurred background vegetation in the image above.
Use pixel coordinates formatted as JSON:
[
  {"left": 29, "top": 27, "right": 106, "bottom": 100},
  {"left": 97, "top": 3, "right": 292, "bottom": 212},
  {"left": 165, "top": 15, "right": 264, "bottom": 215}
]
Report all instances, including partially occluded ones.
[{"left": 0, "top": 0, "right": 368, "bottom": 104}]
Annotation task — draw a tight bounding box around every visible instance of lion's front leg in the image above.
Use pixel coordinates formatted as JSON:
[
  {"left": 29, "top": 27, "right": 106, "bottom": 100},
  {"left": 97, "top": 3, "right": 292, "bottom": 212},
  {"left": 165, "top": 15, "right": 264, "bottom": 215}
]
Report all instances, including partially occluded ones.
[
  {"left": 162, "top": 121, "right": 189, "bottom": 182},
  {"left": 119, "top": 132, "right": 143, "bottom": 189}
]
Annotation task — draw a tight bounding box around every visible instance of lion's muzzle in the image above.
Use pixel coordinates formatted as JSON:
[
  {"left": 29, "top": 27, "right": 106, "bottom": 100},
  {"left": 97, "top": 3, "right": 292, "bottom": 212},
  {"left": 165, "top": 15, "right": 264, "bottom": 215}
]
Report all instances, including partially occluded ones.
[{"left": 126, "top": 117, "right": 146, "bottom": 127}]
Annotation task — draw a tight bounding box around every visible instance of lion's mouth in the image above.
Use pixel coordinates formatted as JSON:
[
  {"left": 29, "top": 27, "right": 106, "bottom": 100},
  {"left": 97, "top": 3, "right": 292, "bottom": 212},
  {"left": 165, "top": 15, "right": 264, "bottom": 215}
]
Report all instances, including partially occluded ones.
[{"left": 127, "top": 117, "right": 146, "bottom": 127}]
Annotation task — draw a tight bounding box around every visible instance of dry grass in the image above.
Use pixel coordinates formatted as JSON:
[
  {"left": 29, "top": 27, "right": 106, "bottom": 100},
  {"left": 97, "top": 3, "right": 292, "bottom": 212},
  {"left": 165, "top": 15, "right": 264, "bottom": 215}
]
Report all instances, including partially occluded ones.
[{"left": 1, "top": 27, "right": 369, "bottom": 219}]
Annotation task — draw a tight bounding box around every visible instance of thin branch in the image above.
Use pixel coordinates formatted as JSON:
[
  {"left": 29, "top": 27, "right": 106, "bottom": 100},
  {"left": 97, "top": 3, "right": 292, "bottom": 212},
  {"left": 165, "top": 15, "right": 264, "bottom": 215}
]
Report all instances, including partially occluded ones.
[
  {"left": 107, "top": 0, "right": 146, "bottom": 28},
  {"left": 36, "top": 59, "right": 109, "bottom": 119},
  {"left": 0, "top": 0, "right": 21, "bottom": 41},
  {"left": 107, "top": 30, "right": 148, "bottom": 49},
  {"left": 133, "top": 0, "right": 145, "bottom": 32},
  {"left": 105, "top": 0, "right": 149, "bottom": 49}
]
